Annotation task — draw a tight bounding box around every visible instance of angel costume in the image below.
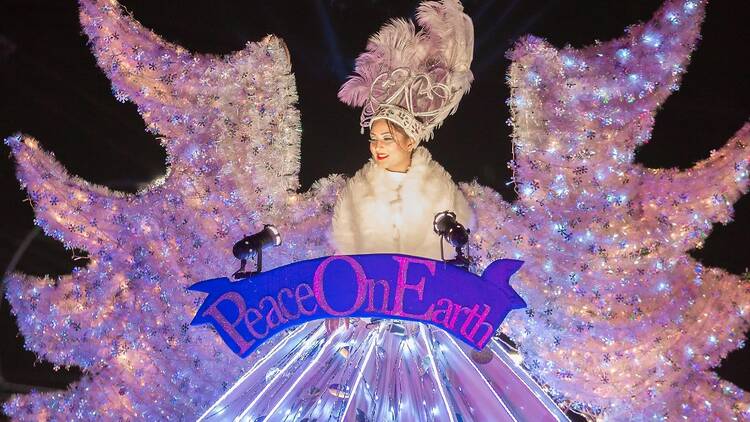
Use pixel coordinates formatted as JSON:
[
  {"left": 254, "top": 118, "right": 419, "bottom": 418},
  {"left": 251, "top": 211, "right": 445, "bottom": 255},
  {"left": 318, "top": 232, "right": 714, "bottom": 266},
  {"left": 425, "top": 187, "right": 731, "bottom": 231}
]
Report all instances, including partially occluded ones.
[{"left": 199, "top": 1, "right": 567, "bottom": 421}]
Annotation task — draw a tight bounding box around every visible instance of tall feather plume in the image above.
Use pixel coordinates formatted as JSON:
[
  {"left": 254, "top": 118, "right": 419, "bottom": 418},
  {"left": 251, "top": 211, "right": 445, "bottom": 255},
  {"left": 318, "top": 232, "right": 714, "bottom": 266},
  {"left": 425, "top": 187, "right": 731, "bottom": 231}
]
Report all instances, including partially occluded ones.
[
  {"left": 338, "top": 0, "right": 473, "bottom": 140},
  {"left": 416, "top": 0, "right": 474, "bottom": 108}
]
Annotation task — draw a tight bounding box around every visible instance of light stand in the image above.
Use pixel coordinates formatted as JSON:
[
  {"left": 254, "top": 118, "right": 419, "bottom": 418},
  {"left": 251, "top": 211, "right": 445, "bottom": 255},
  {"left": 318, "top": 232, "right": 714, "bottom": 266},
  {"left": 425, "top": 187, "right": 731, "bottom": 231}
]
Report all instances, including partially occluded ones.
[
  {"left": 433, "top": 211, "right": 471, "bottom": 268},
  {"left": 232, "top": 224, "right": 282, "bottom": 279}
]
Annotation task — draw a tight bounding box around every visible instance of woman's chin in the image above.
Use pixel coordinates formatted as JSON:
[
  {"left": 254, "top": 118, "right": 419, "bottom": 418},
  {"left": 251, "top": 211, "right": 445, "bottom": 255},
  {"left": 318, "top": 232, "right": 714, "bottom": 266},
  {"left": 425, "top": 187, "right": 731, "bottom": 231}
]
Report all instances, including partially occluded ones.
[{"left": 373, "top": 158, "right": 408, "bottom": 172}]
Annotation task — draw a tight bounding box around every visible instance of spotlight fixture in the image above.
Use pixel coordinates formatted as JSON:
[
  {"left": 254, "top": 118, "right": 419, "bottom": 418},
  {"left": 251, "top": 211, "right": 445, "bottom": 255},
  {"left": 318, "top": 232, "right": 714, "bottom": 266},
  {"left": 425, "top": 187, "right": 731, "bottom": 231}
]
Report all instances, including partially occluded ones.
[
  {"left": 433, "top": 211, "right": 471, "bottom": 268},
  {"left": 232, "top": 224, "right": 282, "bottom": 279}
]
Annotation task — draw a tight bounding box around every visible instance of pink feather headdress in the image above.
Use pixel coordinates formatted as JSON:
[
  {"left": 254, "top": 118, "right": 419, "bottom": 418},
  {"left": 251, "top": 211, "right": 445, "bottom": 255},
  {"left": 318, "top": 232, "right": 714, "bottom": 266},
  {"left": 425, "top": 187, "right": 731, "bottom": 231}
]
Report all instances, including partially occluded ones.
[{"left": 338, "top": 0, "right": 474, "bottom": 143}]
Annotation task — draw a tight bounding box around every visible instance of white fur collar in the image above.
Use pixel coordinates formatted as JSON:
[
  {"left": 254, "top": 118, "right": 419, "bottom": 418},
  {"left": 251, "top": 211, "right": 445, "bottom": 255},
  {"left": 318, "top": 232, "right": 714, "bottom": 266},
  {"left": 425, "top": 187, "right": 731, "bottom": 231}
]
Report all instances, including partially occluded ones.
[{"left": 331, "top": 147, "right": 473, "bottom": 260}]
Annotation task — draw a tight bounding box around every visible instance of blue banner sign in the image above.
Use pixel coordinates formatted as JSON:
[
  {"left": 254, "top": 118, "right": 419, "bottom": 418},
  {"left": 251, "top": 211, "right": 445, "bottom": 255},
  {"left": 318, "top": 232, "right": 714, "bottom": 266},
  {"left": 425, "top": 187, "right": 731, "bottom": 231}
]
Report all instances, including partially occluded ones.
[{"left": 190, "top": 254, "right": 525, "bottom": 358}]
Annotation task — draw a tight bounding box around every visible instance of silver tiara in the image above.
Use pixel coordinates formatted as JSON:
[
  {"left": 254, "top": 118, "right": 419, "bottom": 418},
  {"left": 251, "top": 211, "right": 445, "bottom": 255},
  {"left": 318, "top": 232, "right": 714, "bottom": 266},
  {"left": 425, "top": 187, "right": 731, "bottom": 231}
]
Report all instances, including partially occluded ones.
[{"left": 362, "top": 68, "right": 455, "bottom": 142}]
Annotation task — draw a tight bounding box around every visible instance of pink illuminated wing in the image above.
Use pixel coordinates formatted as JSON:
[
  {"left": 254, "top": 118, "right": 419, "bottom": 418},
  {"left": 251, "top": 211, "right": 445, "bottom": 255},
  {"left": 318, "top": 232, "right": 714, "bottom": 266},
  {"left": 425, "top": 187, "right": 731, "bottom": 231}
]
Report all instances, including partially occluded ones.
[
  {"left": 4, "top": 0, "right": 343, "bottom": 418},
  {"left": 467, "top": 0, "right": 750, "bottom": 418},
  {"left": 80, "top": 0, "right": 302, "bottom": 206}
]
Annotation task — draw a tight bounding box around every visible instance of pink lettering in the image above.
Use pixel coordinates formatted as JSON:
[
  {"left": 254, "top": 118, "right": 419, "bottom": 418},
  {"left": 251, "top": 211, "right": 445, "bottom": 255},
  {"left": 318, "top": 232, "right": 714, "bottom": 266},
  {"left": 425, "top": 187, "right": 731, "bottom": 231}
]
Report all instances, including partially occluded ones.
[
  {"left": 472, "top": 322, "right": 495, "bottom": 349},
  {"left": 202, "top": 292, "right": 255, "bottom": 354},
  {"left": 365, "top": 278, "right": 390, "bottom": 313},
  {"left": 295, "top": 283, "right": 318, "bottom": 316},
  {"left": 390, "top": 256, "right": 435, "bottom": 319},
  {"left": 277, "top": 288, "right": 299, "bottom": 320},
  {"left": 431, "top": 298, "right": 453, "bottom": 326},
  {"left": 468, "top": 304, "right": 493, "bottom": 348},
  {"left": 459, "top": 304, "right": 481, "bottom": 337},
  {"left": 244, "top": 307, "right": 269, "bottom": 338},
  {"left": 313, "top": 255, "right": 366, "bottom": 316},
  {"left": 447, "top": 303, "right": 463, "bottom": 329},
  {"left": 259, "top": 295, "right": 288, "bottom": 329}
]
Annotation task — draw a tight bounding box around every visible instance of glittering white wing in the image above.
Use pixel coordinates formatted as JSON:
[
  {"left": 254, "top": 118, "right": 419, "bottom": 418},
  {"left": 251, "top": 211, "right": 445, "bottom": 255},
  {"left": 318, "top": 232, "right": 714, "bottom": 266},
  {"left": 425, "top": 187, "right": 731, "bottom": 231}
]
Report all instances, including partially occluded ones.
[
  {"left": 467, "top": 0, "right": 750, "bottom": 418},
  {"left": 79, "top": 0, "right": 305, "bottom": 210},
  {"left": 4, "top": 0, "right": 343, "bottom": 418}
]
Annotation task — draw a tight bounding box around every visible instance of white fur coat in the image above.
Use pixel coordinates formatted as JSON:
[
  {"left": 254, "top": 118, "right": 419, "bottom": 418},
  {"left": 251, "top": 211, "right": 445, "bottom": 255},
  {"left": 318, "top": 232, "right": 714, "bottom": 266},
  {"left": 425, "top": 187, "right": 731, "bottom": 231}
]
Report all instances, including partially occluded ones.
[{"left": 331, "top": 147, "right": 474, "bottom": 260}]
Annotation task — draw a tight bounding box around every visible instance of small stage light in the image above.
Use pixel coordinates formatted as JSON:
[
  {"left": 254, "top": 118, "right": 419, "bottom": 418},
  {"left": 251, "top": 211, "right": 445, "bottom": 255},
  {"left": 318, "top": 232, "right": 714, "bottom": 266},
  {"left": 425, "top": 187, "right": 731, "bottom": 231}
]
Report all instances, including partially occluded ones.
[
  {"left": 433, "top": 211, "right": 471, "bottom": 268},
  {"left": 232, "top": 224, "right": 282, "bottom": 279}
]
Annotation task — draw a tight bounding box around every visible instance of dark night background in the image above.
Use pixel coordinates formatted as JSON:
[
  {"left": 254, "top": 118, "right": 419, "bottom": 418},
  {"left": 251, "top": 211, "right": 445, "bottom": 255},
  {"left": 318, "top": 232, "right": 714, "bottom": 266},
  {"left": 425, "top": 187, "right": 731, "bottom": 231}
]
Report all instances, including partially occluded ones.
[{"left": 0, "top": 0, "right": 748, "bottom": 415}]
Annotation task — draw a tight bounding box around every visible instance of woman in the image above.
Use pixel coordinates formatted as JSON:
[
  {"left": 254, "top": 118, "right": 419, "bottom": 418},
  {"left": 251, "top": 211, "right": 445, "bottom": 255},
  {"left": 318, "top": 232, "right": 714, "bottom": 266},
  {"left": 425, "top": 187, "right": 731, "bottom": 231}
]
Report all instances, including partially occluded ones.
[
  {"left": 325, "top": 117, "right": 474, "bottom": 333},
  {"left": 331, "top": 118, "right": 474, "bottom": 260}
]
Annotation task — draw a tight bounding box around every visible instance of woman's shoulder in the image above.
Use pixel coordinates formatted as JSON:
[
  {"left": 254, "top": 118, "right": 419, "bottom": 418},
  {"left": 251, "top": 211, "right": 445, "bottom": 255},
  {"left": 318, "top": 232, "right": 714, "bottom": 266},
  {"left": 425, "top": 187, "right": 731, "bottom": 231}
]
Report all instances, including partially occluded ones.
[
  {"left": 346, "top": 160, "right": 377, "bottom": 188},
  {"left": 338, "top": 159, "right": 378, "bottom": 203}
]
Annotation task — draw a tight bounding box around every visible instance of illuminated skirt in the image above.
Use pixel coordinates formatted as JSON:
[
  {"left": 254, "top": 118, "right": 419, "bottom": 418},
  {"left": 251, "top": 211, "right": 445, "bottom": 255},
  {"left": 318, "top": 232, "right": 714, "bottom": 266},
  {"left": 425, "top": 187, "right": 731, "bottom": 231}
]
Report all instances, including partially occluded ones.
[{"left": 197, "top": 319, "right": 568, "bottom": 421}]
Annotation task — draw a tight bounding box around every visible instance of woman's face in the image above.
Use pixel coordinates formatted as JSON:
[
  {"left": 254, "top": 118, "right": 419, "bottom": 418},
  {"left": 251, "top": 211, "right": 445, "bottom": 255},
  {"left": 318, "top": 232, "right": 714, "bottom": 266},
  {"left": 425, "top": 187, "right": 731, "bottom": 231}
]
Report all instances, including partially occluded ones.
[{"left": 369, "top": 119, "right": 415, "bottom": 172}]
